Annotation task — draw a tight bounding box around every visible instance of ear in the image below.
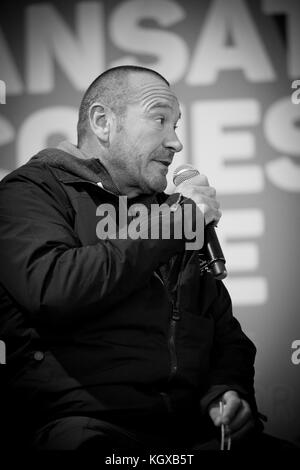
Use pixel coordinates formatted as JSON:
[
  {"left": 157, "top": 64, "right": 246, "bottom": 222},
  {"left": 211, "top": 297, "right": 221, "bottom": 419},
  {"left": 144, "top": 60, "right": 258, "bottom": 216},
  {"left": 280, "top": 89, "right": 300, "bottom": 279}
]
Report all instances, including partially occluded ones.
[{"left": 89, "top": 103, "right": 113, "bottom": 143}]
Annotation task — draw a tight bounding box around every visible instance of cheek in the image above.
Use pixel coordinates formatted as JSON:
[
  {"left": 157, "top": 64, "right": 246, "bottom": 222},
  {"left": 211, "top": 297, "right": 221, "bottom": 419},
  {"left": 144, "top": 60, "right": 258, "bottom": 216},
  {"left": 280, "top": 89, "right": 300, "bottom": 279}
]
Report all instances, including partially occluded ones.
[{"left": 134, "top": 128, "right": 160, "bottom": 148}]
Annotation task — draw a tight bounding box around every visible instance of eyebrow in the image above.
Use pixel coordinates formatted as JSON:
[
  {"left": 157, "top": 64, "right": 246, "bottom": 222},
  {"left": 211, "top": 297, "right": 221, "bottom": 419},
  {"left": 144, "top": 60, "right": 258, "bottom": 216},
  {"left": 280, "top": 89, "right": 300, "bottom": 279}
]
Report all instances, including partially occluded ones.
[{"left": 147, "top": 102, "right": 181, "bottom": 119}]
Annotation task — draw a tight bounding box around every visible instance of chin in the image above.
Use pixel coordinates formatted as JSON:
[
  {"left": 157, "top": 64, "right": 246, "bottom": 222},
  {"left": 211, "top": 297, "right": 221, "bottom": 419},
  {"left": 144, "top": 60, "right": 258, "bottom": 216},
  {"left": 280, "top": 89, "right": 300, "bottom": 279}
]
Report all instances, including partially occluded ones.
[
  {"left": 142, "top": 171, "right": 167, "bottom": 194},
  {"left": 152, "top": 178, "right": 167, "bottom": 193}
]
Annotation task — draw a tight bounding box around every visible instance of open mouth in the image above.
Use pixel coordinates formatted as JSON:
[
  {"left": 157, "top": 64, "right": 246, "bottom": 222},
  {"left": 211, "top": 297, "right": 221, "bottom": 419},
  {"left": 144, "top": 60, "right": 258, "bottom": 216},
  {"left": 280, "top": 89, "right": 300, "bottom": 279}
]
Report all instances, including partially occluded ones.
[{"left": 157, "top": 160, "right": 171, "bottom": 167}]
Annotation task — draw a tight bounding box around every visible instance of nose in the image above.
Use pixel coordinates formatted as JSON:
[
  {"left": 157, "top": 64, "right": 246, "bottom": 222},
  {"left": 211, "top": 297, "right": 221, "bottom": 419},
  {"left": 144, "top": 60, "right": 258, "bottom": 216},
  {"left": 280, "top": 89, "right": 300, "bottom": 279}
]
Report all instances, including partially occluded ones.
[{"left": 163, "top": 129, "right": 183, "bottom": 153}]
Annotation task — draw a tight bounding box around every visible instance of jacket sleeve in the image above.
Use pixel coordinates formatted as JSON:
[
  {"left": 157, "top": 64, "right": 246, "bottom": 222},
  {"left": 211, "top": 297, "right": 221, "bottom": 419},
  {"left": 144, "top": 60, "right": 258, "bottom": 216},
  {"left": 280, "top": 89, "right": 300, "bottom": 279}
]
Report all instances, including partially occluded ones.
[
  {"left": 0, "top": 165, "right": 186, "bottom": 325},
  {"left": 200, "top": 281, "right": 259, "bottom": 416}
]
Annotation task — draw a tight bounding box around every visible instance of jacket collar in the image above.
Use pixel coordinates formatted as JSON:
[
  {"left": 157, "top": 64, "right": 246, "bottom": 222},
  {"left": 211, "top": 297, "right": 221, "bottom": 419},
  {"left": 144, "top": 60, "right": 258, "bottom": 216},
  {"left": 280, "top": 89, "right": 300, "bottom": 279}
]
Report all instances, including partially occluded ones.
[{"left": 31, "top": 142, "right": 120, "bottom": 195}]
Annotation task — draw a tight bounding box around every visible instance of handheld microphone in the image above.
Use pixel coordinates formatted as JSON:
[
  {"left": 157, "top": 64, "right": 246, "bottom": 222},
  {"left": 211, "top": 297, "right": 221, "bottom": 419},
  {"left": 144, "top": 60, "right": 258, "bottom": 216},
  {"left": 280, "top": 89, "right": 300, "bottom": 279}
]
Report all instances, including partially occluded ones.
[{"left": 173, "top": 164, "right": 227, "bottom": 280}]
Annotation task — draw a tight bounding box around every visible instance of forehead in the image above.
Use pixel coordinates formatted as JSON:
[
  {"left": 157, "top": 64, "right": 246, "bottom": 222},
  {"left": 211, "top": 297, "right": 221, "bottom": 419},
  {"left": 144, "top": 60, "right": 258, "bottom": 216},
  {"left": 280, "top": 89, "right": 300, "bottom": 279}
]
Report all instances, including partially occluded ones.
[{"left": 129, "top": 73, "right": 180, "bottom": 115}]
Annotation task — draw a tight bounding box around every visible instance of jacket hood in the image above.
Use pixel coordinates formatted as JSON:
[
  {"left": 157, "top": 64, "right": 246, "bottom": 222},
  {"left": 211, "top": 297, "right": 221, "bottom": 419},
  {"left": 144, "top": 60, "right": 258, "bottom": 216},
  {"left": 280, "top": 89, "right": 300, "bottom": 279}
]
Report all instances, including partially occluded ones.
[{"left": 30, "top": 145, "right": 120, "bottom": 195}]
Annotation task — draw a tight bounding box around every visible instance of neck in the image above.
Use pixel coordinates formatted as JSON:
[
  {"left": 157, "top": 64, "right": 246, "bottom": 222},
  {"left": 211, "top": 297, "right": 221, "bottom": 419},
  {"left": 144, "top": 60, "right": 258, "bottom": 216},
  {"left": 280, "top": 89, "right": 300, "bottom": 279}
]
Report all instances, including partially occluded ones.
[{"left": 78, "top": 139, "right": 99, "bottom": 160}]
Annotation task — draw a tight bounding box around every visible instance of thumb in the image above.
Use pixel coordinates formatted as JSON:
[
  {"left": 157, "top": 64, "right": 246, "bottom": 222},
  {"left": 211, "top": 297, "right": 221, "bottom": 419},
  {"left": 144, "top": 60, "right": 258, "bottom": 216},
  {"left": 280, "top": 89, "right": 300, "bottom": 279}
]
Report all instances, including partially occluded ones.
[{"left": 208, "top": 402, "right": 223, "bottom": 427}]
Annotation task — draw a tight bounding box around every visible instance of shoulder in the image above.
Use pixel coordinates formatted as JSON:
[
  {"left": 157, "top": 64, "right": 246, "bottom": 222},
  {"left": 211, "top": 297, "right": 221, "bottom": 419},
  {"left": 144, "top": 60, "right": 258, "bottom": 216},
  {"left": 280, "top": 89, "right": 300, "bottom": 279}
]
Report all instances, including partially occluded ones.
[
  {"left": 0, "top": 148, "right": 64, "bottom": 187},
  {"left": 0, "top": 149, "right": 72, "bottom": 209}
]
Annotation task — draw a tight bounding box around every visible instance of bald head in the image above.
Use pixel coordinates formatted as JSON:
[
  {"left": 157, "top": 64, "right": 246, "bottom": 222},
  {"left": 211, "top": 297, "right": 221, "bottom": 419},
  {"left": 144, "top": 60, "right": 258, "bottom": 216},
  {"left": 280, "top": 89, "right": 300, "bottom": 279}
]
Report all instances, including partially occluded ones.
[{"left": 77, "top": 65, "right": 169, "bottom": 146}]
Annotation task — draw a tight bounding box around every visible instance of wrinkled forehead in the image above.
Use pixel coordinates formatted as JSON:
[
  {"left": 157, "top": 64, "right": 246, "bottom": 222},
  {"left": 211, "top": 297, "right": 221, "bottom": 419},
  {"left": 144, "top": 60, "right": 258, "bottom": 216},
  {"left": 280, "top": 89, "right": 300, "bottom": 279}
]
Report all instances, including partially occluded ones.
[{"left": 129, "top": 75, "right": 180, "bottom": 116}]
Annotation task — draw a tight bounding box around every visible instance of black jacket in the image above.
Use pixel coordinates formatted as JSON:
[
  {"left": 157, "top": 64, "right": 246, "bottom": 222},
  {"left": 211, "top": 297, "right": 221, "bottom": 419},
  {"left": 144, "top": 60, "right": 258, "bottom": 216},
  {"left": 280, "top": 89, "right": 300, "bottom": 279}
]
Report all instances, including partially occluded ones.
[{"left": 0, "top": 148, "right": 258, "bottom": 439}]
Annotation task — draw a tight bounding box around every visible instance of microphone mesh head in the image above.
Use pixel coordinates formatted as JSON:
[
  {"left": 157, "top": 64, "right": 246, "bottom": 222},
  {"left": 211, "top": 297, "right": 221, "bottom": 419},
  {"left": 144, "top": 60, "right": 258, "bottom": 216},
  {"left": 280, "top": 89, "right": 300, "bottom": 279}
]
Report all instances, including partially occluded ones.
[{"left": 173, "top": 164, "right": 200, "bottom": 186}]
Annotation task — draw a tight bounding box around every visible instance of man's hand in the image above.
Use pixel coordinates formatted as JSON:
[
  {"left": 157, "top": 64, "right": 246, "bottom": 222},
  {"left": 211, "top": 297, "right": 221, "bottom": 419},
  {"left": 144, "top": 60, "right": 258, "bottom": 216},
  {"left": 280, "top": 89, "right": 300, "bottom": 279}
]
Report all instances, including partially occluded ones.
[
  {"left": 208, "top": 390, "right": 255, "bottom": 441},
  {"left": 175, "top": 174, "right": 221, "bottom": 226}
]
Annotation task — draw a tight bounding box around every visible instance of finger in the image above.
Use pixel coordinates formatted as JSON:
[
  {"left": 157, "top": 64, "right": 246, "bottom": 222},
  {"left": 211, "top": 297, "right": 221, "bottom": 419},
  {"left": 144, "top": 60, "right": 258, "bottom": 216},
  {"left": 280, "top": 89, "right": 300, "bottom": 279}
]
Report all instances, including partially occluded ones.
[
  {"left": 180, "top": 195, "right": 221, "bottom": 225},
  {"left": 186, "top": 185, "right": 216, "bottom": 198},
  {"left": 180, "top": 190, "right": 220, "bottom": 209},
  {"left": 188, "top": 174, "right": 209, "bottom": 186},
  {"left": 206, "top": 211, "right": 222, "bottom": 226},
  {"left": 205, "top": 186, "right": 216, "bottom": 198},
  {"left": 212, "top": 210, "right": 222, "bottom": 226},
  {"left": 185, "top": 196, "right": 219, "bottom": 213},
  {"left": 201, "top": 206, "right": 222, "bottom": 226},
  {"left": 227, "top": 401, "right": 252, "bottom": 432},
  {"left": 197, "top": 197, "right": 220, "bottom": 211},
  {"left": 178, "top": 174, "right": 209, "bottom": 188},
  {"left": 222, "top": 397, "right": 242, "bottom": 425},
  {"left": 179, "top": 184, "right": 216, "bottom": 200},
  {"left": 198, "top": 204, "right": 221, "bottom": 226},
  {"left": 208, "top": 404, "right": 223, "bottom": 427}
]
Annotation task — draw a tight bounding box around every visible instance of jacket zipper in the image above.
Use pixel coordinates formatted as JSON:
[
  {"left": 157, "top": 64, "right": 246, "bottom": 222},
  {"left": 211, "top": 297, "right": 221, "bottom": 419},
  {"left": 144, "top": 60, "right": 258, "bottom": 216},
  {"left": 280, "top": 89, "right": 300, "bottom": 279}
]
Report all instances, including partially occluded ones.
[
  {"left": 155, "top": 269, "right": 181, "bottom": 384},
  {"left": 167, "top": 305, "right": 180, "bottom": 382}
]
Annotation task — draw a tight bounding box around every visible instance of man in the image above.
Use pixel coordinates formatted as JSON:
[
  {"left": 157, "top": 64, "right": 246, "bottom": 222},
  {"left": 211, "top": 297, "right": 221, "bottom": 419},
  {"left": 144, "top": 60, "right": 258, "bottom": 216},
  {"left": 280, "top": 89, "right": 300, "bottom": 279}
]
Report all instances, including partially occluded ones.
[{"left": 0, "top": 65, "right": 262, "bottom": 451}]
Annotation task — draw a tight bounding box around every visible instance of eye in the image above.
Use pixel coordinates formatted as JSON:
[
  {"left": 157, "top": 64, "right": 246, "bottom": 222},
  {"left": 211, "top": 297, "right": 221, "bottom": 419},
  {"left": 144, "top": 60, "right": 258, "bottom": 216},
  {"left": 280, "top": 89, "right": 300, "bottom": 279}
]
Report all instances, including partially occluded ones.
[{"left": 156, "top": 117, "right": 165, "bottom": 125}]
